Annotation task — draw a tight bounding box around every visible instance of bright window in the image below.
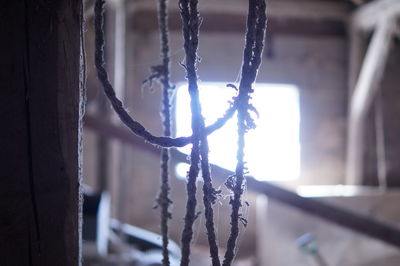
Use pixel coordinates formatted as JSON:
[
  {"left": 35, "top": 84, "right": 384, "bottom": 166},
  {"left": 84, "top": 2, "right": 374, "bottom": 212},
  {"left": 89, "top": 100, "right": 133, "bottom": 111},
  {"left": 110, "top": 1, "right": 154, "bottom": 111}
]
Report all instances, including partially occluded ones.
[{"left": 175, "top": 82, "right": 300, "bottom": 181}]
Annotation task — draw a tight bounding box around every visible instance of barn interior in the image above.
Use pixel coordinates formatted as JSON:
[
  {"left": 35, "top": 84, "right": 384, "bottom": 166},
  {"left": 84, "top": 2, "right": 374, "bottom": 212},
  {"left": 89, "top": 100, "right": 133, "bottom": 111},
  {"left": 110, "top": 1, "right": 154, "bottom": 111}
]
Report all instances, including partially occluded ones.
[{"left": 2, "top": 0, "right": 400, "bottom": 265}]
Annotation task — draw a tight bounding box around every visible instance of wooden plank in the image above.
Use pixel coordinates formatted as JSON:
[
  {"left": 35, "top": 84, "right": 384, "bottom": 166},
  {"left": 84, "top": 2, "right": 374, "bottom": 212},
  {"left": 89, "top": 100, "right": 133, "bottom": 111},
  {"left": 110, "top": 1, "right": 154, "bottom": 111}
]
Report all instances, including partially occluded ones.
[
  {"left": 245, "top": 177, "right": 400, "bottom": 248},
  {"left": 0, "top": 1, "right": 83, "bottom": 265},
  {"left": 84, "top": 115, "right": 400, "bottom": 248},
  {"left": 84, "top": 115, "right": 157, "bottom": 157},
  {"left": 126, "top": 0, "right": 352, "bottom": 37},
  {"left": 130, "top": 10, "right": 347, "bottom": 37},
  {"left": 346, "top": 18, "right": 395, "bottom": 185},
  {"left": 129, "top": 0, "right": 352, "bottom": 22}
]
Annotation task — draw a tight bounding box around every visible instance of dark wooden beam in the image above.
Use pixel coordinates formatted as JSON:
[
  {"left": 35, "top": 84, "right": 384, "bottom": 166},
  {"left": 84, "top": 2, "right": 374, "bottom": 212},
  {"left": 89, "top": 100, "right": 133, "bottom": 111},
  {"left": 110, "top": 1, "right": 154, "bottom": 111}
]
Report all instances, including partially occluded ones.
[
  {"left": 130, "top": 10, "right": 347, "bottom": 37},
  {"left": 0, "top": 1, "right": 83, "bottom": 265},
  {"left": 84, "top": 115, "right": 400, "bottom": 248},
  {"left": 244, "top": 178, "right": 400, "bottom": 247},
  {"left": 84, "top": 115, "right": 157, "bottom": 156}
]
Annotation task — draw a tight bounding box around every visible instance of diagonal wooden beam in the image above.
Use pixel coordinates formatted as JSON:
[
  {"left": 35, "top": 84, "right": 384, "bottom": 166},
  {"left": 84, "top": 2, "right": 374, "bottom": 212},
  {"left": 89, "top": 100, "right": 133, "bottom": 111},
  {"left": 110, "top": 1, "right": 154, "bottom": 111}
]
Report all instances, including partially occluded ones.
[
  {"left": 346, "top": 18, "right": 395, "bottom": 185},
  {"left": 353, "top": 0, "right": 400, "bottom": 32},
  {"left": 84, "top": 114, "right": 400, "bottom": 248}
]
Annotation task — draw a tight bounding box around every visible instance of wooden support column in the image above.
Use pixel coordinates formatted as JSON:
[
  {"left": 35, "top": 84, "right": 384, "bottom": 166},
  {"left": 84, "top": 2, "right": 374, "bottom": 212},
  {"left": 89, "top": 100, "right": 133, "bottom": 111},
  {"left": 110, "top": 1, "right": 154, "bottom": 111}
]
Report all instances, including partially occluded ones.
[
  {"left": 346, "top": 18, "right": 395, "bottom": 185},
  {"left": 0, "top": 1, "right": 84, "bottom": 265}
]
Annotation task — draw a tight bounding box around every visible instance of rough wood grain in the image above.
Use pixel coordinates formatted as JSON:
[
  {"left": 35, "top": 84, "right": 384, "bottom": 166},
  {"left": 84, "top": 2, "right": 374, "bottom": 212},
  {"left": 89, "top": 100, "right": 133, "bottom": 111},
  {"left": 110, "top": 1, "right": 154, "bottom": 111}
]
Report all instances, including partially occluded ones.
[{"left": 0, "top": 1, "right": 83, "bottom": 265}]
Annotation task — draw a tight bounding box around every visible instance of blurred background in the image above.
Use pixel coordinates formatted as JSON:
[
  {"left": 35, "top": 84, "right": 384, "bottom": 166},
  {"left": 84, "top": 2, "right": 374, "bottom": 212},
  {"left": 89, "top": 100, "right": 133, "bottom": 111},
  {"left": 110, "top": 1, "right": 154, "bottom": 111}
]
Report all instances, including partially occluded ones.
[{"left": 81, "top": 0, "right": 400, "bottom": 265}]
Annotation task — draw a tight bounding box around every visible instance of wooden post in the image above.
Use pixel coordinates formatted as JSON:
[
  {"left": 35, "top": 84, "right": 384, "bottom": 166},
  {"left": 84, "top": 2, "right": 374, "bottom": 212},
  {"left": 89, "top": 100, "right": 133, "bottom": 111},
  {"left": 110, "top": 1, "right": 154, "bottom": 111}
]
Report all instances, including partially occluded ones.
[{"left": 0, "top": 1, "right": 83, "bottom": 265}]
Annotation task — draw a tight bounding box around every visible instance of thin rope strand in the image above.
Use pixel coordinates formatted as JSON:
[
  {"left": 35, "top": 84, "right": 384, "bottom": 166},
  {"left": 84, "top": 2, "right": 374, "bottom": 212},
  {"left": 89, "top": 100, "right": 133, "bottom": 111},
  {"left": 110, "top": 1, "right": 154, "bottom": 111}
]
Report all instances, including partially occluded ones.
[
  {"left": 179, "top": 1, "right": 221, "bottom": 265},
  {"left": 154, "top": 0, "right": 173, "bottom": 264},
  {"left": 188, "top": 0, "right": 221, "bottom": 262},
  {"left": 179, "top": 0, "right": 201, "bottom": 264},
  {"left": 180, "top": 141, "right": 200, "bottom": 266},
  {"left": 94, "top": 0, "right": 236, "bottom": 149},
  {"left": 94, "top": 1, "right": 266, "bottom": 265},
  {"left": 223, "top": 1, "right": 266, "bottom": 265}
]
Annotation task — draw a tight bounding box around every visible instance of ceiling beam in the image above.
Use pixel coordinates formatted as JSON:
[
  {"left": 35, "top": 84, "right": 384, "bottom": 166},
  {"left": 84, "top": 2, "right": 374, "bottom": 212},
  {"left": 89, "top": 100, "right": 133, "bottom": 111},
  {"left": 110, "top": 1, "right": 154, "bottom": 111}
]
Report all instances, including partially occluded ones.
[
  {"left": 130, "top": 10, "right": 347, "bottom": 37},
  {"left": 127, "top": 0, "right": 351, "bottom": 37},
  {"left": 129, "top": 0, "right": 352, "bottom": 22},
  {"left": 352, "top": 0, "right": 400, "bottom": 32}
]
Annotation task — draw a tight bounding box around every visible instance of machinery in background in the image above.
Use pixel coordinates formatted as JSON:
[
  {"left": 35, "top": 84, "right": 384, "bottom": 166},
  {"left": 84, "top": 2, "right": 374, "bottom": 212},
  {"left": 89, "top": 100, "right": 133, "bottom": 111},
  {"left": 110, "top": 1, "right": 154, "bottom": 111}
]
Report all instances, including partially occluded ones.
[{"left": 82, "top": 187, "right": 181, "bottom": 265}]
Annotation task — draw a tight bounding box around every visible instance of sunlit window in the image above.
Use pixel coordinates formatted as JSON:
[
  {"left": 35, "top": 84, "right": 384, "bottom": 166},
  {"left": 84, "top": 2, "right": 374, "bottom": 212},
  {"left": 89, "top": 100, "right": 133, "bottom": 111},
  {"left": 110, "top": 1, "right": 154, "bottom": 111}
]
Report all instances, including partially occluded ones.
[{"left": 175, "top": 82, "right": 300, "bottom": 182}]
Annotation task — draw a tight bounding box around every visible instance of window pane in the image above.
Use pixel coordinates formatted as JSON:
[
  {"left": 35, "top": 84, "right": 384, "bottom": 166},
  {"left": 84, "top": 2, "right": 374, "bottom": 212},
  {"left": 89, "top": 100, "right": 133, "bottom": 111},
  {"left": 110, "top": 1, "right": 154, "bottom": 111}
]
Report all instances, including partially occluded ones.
[{"left": 175, "top": 82, "right": 300, "bottom": 181}]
